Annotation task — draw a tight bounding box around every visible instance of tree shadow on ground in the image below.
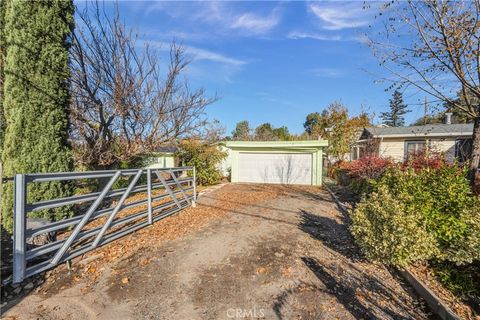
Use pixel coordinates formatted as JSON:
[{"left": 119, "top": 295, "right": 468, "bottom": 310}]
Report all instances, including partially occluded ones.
[
  {"left": 298, "top": 257, "right": 415, "bottom": 320},
  {"left": 298, "top": 209, "right": 362, "bottom": 262},
  {"left": 278, "top": 209, "right": 432, "bottom": 320},
  {"left": 1, "top": 225, "right": 47, "bottom": 313},
  {"left": 200, "top": 195, "right": 301, "bottom": 216},
  {"left": 324, "top": 182, "right": 358, "bottom": 207},
  {"left": 277, "top": 185, "right": 337, "bottom": 203},
  {"left": 198, "top": 203, "right": 298, "bottom": 227},
  {"left": 272, "top": 254, "right": 427, "bottom": 319}
]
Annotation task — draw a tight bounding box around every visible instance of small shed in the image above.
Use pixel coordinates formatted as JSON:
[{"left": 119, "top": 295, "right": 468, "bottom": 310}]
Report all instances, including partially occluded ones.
[
  {"left": 225, "top": 140, "right": 328, "bottom": 186},
  {"left": 144, "top": 146, "right": 177, "bottom": 169}
]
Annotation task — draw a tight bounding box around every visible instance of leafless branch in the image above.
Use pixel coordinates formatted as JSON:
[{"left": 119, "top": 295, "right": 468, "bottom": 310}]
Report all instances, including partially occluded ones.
[
  {"left": 69, "top": 1, "right": 217, "bottom": 169},
  {"left": 368, "top": 0, "right": 480, "bottom": 175}
]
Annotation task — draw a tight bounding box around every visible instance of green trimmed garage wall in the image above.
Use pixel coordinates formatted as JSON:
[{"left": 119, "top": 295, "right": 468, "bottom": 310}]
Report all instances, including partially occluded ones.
[{"left": 225, "top": 140, "right": 328, "bottom": 186}]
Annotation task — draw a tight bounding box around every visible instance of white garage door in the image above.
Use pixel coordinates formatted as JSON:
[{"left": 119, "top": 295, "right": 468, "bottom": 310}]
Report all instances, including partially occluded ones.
[{"left": 238, "top": 153, "right": 312, "bottom": 185}]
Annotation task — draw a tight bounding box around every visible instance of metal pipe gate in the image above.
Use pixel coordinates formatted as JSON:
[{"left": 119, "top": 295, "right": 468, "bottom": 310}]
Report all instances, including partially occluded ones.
[{"left": 12, "top": 166, "right": 196, "bottom": 283}]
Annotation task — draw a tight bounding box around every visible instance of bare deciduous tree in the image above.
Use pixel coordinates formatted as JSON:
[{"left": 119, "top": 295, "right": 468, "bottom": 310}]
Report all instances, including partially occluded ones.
[
  {"left": 70, "top": 2, "right": 216, "bottom": 169},
  {"left": 369, "top": 0, "right": 480, "bottom": 180}
]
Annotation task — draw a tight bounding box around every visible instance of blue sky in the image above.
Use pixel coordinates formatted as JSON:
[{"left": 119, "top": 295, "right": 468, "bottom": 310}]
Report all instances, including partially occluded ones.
[{"left": 84, "top": 1, "right": 435, "bottom": 134}]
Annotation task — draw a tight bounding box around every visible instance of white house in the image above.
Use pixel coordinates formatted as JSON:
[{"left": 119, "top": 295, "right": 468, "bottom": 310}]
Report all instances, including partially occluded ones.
[{"left": 351, "top": 123, "right": 474, "bottom": 163}]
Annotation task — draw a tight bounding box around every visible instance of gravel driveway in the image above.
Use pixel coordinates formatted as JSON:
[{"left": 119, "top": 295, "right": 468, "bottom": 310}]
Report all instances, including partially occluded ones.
[{"left": 3, "top": 184, "right": 431, "bottom": 319}]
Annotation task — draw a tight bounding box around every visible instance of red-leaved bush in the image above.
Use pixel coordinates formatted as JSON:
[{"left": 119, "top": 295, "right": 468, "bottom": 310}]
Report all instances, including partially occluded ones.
[
  {"left": 402, "top": 150, "right": 450, "bottom": 172},
  {"left": 341, "top": 155, "right": 394, "bottom": 180}
]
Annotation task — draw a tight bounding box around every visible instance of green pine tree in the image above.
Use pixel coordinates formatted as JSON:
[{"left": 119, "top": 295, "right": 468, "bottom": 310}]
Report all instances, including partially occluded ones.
[
  {"left": 254, "top": 123, "right": 275, "bottom": 141},
  {"left": 380, "top": 90, "right": 410, "bottom": 127},
  {"left": 1, "top": 0, "right": 75, "bottom": 232},
  {"left": 303, "top": 112, "right": 322, "bottom": 135},
  {"left": 272, "top": 126, "right": 291, "bottom": 141},
  {"left": 232, "top": 120, "right": 252, "bottom": 140}
]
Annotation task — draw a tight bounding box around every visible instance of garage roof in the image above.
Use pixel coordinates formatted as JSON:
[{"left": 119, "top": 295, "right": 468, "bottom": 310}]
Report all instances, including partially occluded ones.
[{"left": 225, "top": 140, "right": 328, "bottom": 148}]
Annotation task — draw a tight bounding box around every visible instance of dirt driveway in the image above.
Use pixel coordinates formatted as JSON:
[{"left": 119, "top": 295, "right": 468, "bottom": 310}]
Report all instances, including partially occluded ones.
[{"left": 3, "top": 184, "right": 431, "bottom": 319}]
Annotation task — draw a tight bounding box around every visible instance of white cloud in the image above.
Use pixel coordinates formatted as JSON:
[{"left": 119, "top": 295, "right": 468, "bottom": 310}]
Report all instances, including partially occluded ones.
[
  {"left": 309, "top": 3, "right": 370, "bottom": 30},
  {"left": 192, "top": 2, "right": 228, "bottom": 25},
  {"left": 231, "top": 10, "right": 280, "bottom": 35},
  {"left": 156, "top": 44, "right": 246, "bottom": 83},
  {"left": 144, "top": 1, "right": 281, "bottom": 37},
  {"left": 187, "top": 46, "right": 247, "bottom": 66},
  {"left": 144, "top": 1, "right": 168, "bottom": 15},
  {"left": 143, "top": 29, "right": 211, "bottom": 42},
  {"left": 288, "top": 31, "right": 343, "bottom": 41},
  {"left": 149, "top": 41, "right": 247, "bottom": 67},
  {"left": 310, "top": 68, "right": 344, "bottom": 78},
  {"left": 288, "top": 31, "right": 367, "bottom": 43},
  {"left": 255, "top": 92, "right": 299, "bottom": 109}
]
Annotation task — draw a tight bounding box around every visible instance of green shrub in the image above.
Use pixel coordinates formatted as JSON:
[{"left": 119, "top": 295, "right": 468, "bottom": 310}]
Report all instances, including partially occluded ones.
[
  {"left": 432, "top": 261, "right": 480, "bottom": 297},
  {"left": 177, "top": 140, "right": 227, "bottom": 186},
  {"left": 348, "top": 177, "right": 374, "bottom": 198},
  {"left": 351, "top": 165, "right": 480, "bottom": 267},
  {"left": 421, "top": 167, "right": 480, "bottom": 264},
  {"left": 351, "top": 185, "right": 438, "bottom": 267}
]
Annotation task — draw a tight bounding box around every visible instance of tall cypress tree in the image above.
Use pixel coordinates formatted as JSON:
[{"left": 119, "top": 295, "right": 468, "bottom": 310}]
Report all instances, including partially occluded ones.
[
  {"left": 0, "top": 0, "right": 6, "bottom": 151},
  {"left": 2, "top": 0, "right": 74, "bottom": 232},
  {"left": 380, "top": 90, "right": 410, "bottom": 127}
]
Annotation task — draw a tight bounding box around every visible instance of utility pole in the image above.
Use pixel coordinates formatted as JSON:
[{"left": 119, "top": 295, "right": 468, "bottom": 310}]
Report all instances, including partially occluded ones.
[{"left": 423, "top": 96, "right": 428, "bottom": 125}]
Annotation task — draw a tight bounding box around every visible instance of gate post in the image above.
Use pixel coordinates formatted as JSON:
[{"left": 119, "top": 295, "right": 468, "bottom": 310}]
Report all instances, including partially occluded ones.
[
  {"left": 13, "top": 174, "right": 26, "bottom": 283},
  {"left": 192, "top": 167, "right": 197, "bottom": 207},
  {"left": 147, "top": 168, "right": 153, "bottom": 224}
]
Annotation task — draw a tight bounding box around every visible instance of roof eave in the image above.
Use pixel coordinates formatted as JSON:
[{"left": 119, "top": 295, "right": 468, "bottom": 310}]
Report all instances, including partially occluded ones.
[
  {"left": 372, "top": 132, "right": 473, "bottom": 138},
  {"left": 225, "top": 140, "right": 329, "bottom": 148}
]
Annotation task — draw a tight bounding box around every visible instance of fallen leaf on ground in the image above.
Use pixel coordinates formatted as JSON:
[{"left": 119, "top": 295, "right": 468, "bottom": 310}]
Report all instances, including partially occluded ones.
[{"left": 256, "top": 267, "right": 267, "bottom": 275}]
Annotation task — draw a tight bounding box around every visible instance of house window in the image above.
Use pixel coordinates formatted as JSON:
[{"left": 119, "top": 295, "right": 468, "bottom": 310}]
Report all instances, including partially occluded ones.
[
  {"left": 455, "top": 139, "right": 472, "bottom": 163},
  {"left": 351, "top": 147, "right": 358, "bottom": 161},
  {"left": 351, "top": 145, "right": 368, "bottom": 160},
  {"left": 358, "top": 146, "right": 366, "bottom": 159},
  {"left": 405, "top": 140, "right": 426, "bottom": 160}
]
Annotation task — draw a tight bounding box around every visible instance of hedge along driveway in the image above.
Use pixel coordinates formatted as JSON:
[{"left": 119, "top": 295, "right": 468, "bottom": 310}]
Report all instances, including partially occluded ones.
[{"left": 4, "top": 184, "right": 431, "bottom": 319}]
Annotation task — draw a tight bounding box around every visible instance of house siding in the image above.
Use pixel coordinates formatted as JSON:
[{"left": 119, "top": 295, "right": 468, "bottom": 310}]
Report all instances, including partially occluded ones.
[
  {"left": 430, "top": 139, "right": 456, "bottom": 162},
  {"left": 218, "top": 146, "right": 232, "bottom": 176},
  {"left": 378, "top": 137, "right": 457, "bottom": 162},
  {"left": 379, "top": 139, "right": 405, "bottom": 162}
]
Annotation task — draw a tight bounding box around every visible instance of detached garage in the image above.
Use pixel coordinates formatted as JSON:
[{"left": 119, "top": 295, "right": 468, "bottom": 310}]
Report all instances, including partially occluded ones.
[{"left": 225, "top": 140, "right": 328, "bottom": 186}]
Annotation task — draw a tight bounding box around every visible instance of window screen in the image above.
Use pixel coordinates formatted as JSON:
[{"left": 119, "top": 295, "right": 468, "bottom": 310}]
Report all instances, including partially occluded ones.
[{"left": 405, "top": 141, "right": 426, "bottom": 160}]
